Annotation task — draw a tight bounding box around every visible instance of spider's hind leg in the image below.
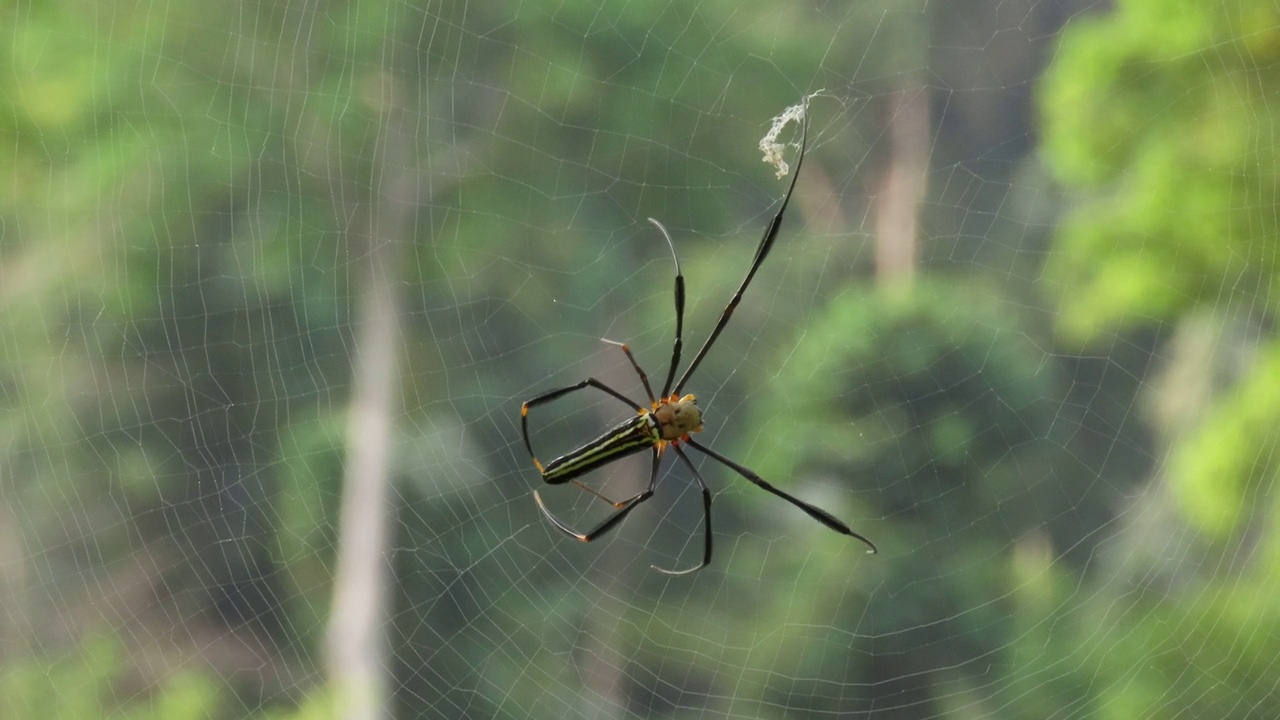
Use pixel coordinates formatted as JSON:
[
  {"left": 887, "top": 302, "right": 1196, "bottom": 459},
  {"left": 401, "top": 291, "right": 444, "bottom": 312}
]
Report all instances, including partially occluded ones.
[{"left": 536, "top": 446, "right": 663, "bottom": 544}]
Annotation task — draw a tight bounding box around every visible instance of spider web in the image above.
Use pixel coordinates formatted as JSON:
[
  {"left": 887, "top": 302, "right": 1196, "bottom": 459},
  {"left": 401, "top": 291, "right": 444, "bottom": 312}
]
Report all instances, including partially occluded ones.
[{"left": 4, "top": 0, "right": 1278, "bottom": 718}]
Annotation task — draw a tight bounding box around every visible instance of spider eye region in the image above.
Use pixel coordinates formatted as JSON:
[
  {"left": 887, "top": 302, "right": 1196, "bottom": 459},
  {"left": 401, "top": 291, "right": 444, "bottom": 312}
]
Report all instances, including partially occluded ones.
[{"left": 654, "top": 393, "right": 704, "bottom": 440}]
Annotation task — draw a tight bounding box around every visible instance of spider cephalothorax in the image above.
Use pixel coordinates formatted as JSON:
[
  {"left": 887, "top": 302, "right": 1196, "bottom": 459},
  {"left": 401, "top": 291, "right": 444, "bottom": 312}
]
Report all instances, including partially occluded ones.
[{"left": 652, "top": 393, "right": 703, "bottom": 441}]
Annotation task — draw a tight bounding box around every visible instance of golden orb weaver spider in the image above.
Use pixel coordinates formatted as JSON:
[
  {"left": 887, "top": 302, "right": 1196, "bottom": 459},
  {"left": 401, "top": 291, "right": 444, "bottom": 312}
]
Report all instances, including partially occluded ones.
[{"left": 520, "top": 104, "right": 877, "bottom": 574}]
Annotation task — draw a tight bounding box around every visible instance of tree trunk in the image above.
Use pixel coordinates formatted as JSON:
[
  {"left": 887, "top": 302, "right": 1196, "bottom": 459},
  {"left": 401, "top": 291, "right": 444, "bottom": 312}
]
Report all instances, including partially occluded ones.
[
  {"left": 875, "top": 85, "right": 930, "bottom": 282},
  {"left": 326, "top": 97, "right": 414, "bottom": 720}
]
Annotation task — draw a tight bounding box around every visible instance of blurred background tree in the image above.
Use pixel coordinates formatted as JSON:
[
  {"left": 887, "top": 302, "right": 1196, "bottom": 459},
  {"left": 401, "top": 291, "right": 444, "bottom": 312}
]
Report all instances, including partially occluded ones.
[
  {"left": 1032, "top": 1, "right": 1280, "bottom": 717},
  {"left": 2, "top": 0, "right": 1275, "bottom": 718}
]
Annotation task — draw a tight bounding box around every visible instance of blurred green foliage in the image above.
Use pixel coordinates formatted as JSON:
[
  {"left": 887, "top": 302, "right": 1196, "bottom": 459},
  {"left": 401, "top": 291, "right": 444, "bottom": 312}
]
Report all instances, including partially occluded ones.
[
  {"left": 2, "top": 0, "right": 1277, "bottom": 718},
  {"left": 1043, "top": 0, "right": 1280, "bottom": 341},
  {"left": 0, "top": 636, "right": 222, "bottom": 720},
  {"left": 1039, "top": 0, "right": 1280, "bottom": 718}
]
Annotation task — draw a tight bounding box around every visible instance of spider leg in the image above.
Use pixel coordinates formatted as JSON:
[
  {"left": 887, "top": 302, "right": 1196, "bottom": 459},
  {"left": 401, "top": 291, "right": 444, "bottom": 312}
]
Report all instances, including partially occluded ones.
[
  {"left": 535, "top": 446, "right": 662, "bottom": 544},
  {"left": 674, "top": 103, "right": 811, "bottom": 395},
  {"left": 569, "top": 478, "right": 642, "bottom": 508},
  {"left": 651, "top": 444, "right": 713, "bottom": 575},
  {"left": 601, "top": 339, "right": 657, "bottom": 407},
  {"left": 520, "top": 378, "right": 643, "bottom": 473},
  {"left": 685, "top": 438, "right": 877, "bottom": 554},
  {"left": 646, "top": 218, "right": 686, "bottom": 399}
]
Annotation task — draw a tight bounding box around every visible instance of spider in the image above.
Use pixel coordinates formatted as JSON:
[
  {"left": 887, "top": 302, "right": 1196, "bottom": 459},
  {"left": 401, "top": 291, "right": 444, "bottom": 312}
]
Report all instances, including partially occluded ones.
[{"left": 520, "top": 105, "right": 877, "bottom": 574}]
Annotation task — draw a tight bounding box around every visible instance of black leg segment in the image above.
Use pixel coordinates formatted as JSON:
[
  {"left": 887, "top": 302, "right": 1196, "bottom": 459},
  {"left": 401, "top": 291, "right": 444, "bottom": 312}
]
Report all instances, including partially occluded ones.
[
  {"left": 674, "top": 105, "right": 811, "bottom": 395},
  {"left": 650, "top": 444, "right": 714, "bottom": 576},
  {"left": 685, "top": 438, "right": 877, "bottom": 554}
]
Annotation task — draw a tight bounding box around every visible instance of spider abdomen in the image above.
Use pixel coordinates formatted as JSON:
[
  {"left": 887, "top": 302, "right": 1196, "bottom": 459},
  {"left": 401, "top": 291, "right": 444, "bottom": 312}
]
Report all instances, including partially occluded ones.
[{"left": 541, "top": 413, "right": 661, "bottom": 484}]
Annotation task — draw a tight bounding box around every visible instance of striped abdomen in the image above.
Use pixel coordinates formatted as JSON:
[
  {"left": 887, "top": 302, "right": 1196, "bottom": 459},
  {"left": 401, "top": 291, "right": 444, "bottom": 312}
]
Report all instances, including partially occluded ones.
[{"left": 541, "top": 413, "right": 661, "bottom": 484}]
